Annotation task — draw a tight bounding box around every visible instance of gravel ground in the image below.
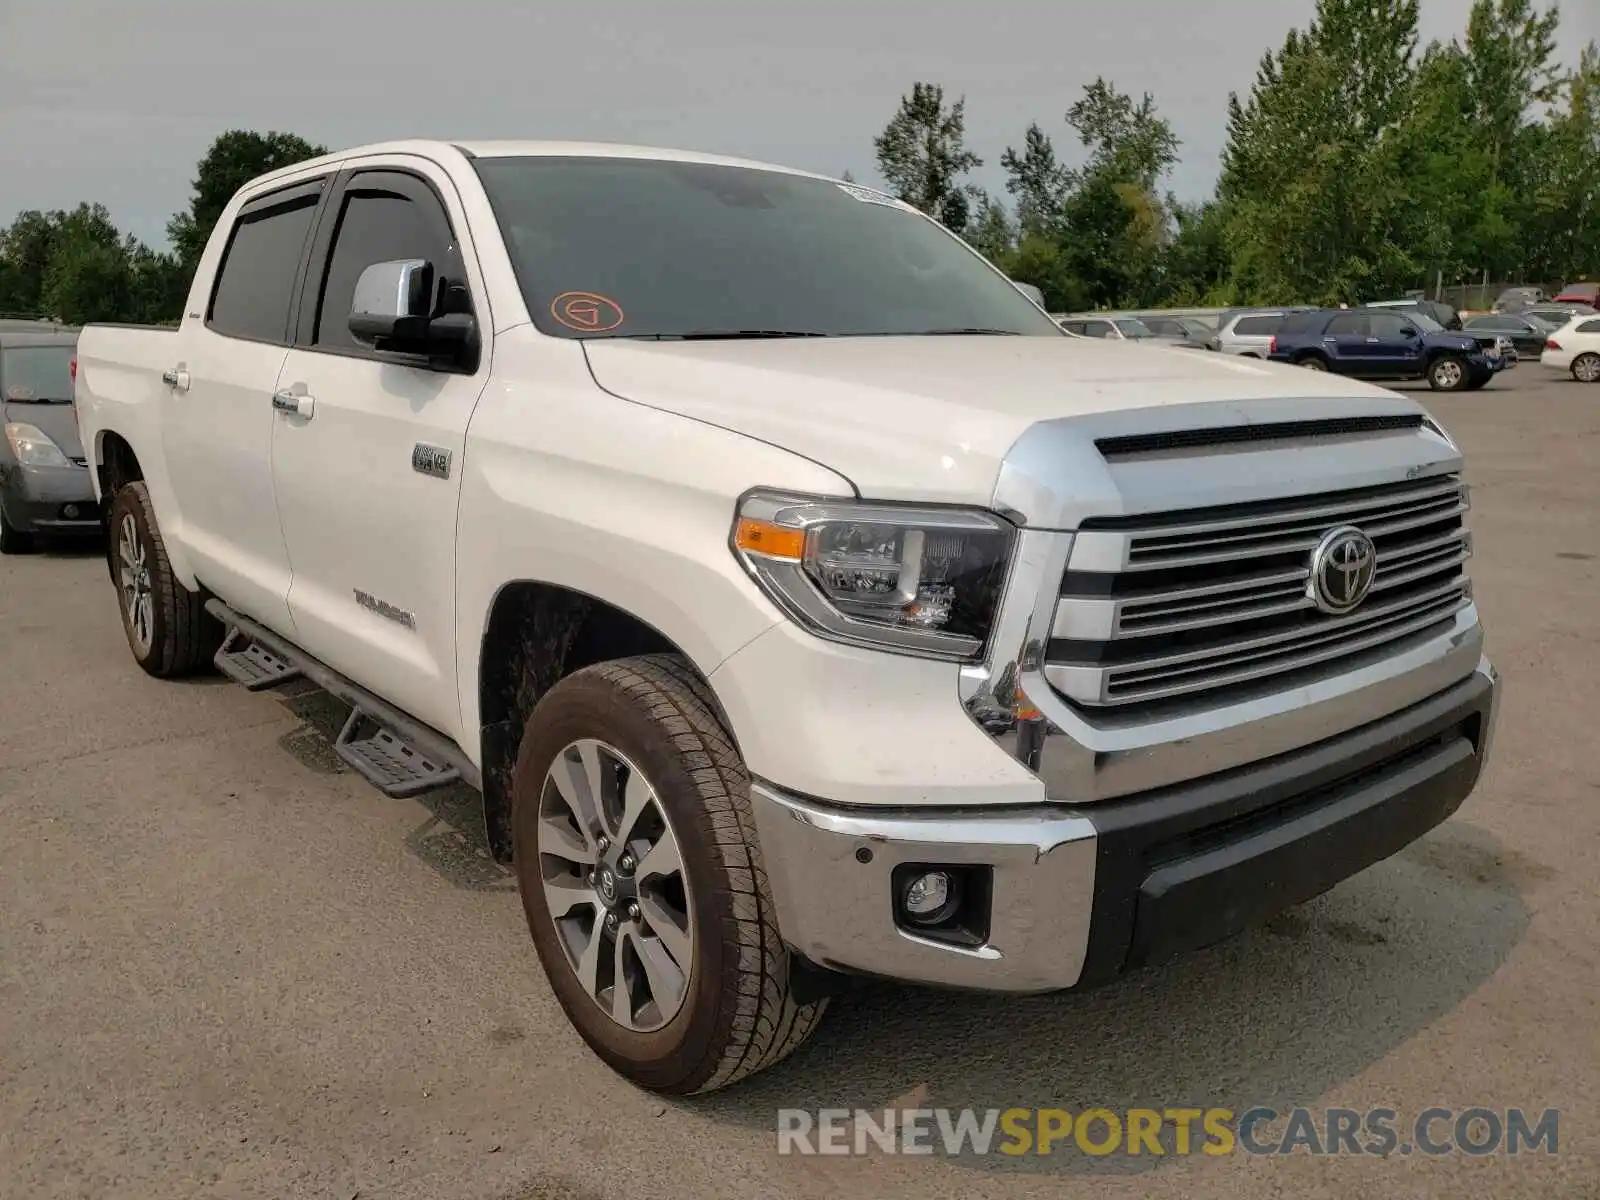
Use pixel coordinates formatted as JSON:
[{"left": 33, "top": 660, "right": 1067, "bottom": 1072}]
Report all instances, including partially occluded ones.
[{"left": 1, "top": 366, "right": 1596, "bottom": 1199}]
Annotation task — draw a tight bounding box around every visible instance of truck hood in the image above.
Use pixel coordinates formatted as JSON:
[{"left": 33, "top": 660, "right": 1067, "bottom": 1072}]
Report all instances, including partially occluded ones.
[{"left": 581, "top": 336, "right": 1408, "bottom": 504}]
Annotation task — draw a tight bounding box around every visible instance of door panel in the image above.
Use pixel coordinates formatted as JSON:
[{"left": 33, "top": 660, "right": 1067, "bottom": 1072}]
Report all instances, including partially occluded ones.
[
  {"left": 161, "top": 180, "right": 326, "bottom": 634},
  {"left": 270, "top": 166, "right": 488, "bottom": 740}
]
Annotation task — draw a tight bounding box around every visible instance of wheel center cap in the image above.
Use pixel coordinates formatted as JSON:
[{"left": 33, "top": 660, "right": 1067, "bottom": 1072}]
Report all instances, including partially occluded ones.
[{"left": 596, "top": 867, "right": 618, "bottom": 906}]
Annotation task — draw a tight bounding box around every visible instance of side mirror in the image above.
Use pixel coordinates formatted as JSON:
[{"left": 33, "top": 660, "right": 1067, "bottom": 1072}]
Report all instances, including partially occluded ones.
[
  {"left": 1011, "top": 280, "right": 1045, "bottom": 307},
  {"left": 350, "top": 259, "right": 432, "bottom": 342},
  {"left": 1401, "top": 326, "right": 1419, "bottom": 338},
  {"left": 349, "top": 259, "right": 477, "bottom": 364}
]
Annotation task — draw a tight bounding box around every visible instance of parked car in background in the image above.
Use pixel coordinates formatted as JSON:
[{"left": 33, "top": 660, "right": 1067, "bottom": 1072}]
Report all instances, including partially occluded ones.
[
  {"left": 1135, "top": 314, "right": 1216, "bottom": 342},
  {"left": 1057, "top": 314, "right": 1167, "bottom": 341},
  {"left": 1552, "top": 282, "right": 1599, "bottom": 307},
  {"left": 1527, "top": 302, "right": 1598, "bottom": 327},
  {"left": 1362, "top": 298, "right": 1463, "bottom": 331},
  {"left": 1463, "top": 312, "right": 1558, "bottom": 359},
  {"left": 1540, "top": 313, "right": 1600, "bottom": 383},
  {"left": 1268, "top": 307, "right": 1505, "bottom": 391},
  {"left": 1493, "top": 287, "right": 1544, "bottom": 312},
  {"left": 1214, "top": 310, "right": 1289, "bottom": 356},
  {"left": 1, "top": 329, "right": 100, "bottom": 554}
]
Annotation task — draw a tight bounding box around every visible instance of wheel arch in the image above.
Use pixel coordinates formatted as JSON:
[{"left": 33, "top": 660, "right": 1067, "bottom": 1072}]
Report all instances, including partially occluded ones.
[{"left": 476, "top": 580, "right": 738, "bottom": 864}]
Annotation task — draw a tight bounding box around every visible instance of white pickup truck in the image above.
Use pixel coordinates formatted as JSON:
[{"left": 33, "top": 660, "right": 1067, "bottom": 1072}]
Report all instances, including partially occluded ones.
[{"left": 75, "top": 140, "right": 1501, "bottom": 1095}]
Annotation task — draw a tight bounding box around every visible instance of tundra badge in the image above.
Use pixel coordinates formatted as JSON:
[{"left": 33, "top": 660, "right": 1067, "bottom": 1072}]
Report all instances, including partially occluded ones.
[{"left": 412, "top": 443, "right": 452, "bottom": 480}]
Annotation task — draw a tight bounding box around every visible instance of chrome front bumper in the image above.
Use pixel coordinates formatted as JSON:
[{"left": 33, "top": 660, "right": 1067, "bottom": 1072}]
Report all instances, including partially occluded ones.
[{"left": 752, "top": 657, "right": 1500, "bottom": 993}]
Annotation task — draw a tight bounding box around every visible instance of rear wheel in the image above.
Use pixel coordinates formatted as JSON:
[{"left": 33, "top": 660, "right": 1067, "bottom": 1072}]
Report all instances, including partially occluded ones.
[
  {"left": 1573, "top": 353, "right": 1600, "bottom": 384},
  {"left": 107, "top": 481, "right": 222, "bottom": 676},
  {"left": 0, "top": 508, "right": 36, "bottom": 555},
  {"left": 1428, "top": 355, "right": 1470, "bottom": 392},
  {"left": 1296, "top": 355, "right": 1328, "bottom": 371},
  {"left": 511, "top": 654, "right": 827, "bottom": 1094}
]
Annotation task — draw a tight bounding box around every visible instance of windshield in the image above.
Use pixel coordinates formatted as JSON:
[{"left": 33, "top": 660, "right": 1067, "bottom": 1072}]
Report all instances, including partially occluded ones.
[
  {"left": 1114, "top": 318, "right": 1157, "bottom": 338},
  {"left": 1, "top": 345, "right": 75, "bottom": 403},
  {"left": 472, "top": 156, "right": 1065, "bottom": 339}
]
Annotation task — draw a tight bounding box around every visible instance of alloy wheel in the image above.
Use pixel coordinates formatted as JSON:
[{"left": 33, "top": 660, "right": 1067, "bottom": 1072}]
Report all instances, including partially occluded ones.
[{"left": 536, "top": 738, "right": 695, "bottom": 1032}]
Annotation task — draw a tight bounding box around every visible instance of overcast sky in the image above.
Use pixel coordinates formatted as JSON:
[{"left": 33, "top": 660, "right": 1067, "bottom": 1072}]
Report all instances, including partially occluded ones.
[{"left": 1, "top": 0, "right": 1595, "bottom": 249}]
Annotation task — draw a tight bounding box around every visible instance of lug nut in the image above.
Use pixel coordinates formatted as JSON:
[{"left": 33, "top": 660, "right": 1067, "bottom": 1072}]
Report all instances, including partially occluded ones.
[
  {"left": 596, "top": 836, "right": 610, "bottom": 854},
  {"left": 618, "top": 852, "right": 636, "bottom": 874},
  {"left": 605, "top": 911, "right": 620, "bottom": 932},
  {"left": 626, "top": 901, "right": 642, "bottom": 923},
  {"left": 586, "top": 871, "right": 597, "bottom": 887}
]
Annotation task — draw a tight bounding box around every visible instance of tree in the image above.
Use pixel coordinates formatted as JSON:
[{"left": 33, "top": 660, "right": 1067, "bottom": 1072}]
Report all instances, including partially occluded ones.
[
  {"left": 1067, "top": 78, "right": 1180, "bottom": 191},
  {"left": 37, "top": 204, "right": 132, "bottom": 325},
  {"left": 963, "top": 192, "right": 1017, "bottom": 262},
  {"left": 1000, "top": 124, "right": 1071, "bottom": 237},
  {"left": 1218, "top": 0, "right": 1425, "bottom": 303},
  {"left": 873, "top": 83, "right": 983, "bottom": 229},
  {"left": 0, "top": 210, "right": 61, "bottom": 317},
  {"left": 166, "top": 130, "right": 327, "bottom": 269}
]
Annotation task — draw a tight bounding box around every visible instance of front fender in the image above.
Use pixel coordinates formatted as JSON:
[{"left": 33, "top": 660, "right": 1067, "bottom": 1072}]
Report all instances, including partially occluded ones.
[{"left": 453, "top": 335, "right": 856, "bottom": 748}]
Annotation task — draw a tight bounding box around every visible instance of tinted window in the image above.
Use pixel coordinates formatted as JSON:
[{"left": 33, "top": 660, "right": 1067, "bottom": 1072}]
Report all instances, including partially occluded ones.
[
  {"left": 208, "top": 194, "right": 320, "bottom": 343},
  {"left": 1143, "top": 317, "right": 1181, "bottom": 335},
  {"left": 1060, "top": 321, "right": 1085, "bottom": 335},
  {"left": 1278, "top": 311, "right": 1325, "bottom": 336},
  {"left": 1579, "top": 319, "right": 1600, "bottom": 334},
  {"left": 1466, "top": 317, "right": 1513, "bottom": 332},
  {"left": 313, "top": 185, "right": 455, "bottom": 350},
  {"left": 1232, "top": 315, "right": 1283, "bottom": 336},
  {"left": 1082, "top": 321, "right": 1114, "bottom": 338},
  {"left": 1368, "top": 313, "right": 1414, "bottom": 338},
  {"left": 1326, "top": 313, "right": 1367, "bottom": 336},
  {"left": 1, "top": 345, "right": 75, "bottom": 402},
  {"left": 473, "top": 156, "right": 1062, "bottom": 339}
]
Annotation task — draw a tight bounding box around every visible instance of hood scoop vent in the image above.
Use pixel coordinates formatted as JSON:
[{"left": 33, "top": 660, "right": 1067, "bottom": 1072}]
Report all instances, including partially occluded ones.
[{"left": 1095, "top": 414, "right": 1424, "bottom": 460}]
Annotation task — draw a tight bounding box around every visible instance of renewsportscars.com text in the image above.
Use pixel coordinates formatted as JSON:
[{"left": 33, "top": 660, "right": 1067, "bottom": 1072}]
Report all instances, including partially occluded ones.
[{"left": 776, "top": 1106, "right": 1560, "bottom": 1158}]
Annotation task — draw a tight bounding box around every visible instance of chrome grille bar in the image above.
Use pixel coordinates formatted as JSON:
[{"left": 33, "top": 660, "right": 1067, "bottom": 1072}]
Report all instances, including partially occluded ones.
[{"left": 1047, "top": 473, "right": 1473, "bottom": 707}]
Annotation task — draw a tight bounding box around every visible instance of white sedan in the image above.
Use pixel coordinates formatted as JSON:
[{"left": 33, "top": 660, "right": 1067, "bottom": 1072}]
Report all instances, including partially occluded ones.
[{"left": 1542, "top": 313, "right": 1600, "bottom": 383}]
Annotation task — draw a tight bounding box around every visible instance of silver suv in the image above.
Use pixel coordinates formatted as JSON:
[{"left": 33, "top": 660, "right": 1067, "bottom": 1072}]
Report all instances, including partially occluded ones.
[{"left": 1215, "top": 310, "right": 1289, "bottom": 357}]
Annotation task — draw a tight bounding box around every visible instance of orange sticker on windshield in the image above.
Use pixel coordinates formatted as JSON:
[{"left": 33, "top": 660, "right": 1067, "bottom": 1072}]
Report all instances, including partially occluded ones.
[{"left": 551, "top": 291, "right": 625, "bottom": 332}]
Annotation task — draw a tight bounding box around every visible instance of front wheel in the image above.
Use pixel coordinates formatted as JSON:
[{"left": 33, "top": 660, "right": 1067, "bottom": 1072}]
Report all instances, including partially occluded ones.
[
  {"left": 1573, "top": 353, "right": 1600, "bottom": 384},
  {"left": 511, "top": 654, "right": 827, "bottom": 1094},
  {"left": 0, "top": 507, "right": 35, "bottom": 555},
  {"left": 106, "top": 482, "right": 222, "bottom": 676},
  {"left": 1428, "top": 355, "right": 1470, "bottom": 392}
]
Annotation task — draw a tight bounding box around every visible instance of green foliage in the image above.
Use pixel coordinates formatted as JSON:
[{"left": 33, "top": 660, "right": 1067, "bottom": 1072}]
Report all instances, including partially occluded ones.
[
  {"left": 167, "top": 130, "right": 328, "bottom": 270},
  {"left": 877, "top": 2, "right": 1593, "bottom": 313},
  {"left": 0, "top": 129, "right": 325, "bottom": 326},
  {"left": 873, "top": 82, "right": 983, "bottom": 231}
]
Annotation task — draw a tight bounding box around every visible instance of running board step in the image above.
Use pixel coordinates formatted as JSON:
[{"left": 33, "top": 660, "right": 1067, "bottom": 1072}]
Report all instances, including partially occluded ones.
[
  {"left": 334, "top": 709, "right": 462, "bottom": 799},
  {"left": 215, "top": 629, "right": 303, "bottom": 690}
]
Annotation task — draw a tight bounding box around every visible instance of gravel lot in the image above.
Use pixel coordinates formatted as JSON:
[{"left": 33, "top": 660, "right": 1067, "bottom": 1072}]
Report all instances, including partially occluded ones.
[{"left": 2, "top": 366, "right": 1596, "bottom": 1200}]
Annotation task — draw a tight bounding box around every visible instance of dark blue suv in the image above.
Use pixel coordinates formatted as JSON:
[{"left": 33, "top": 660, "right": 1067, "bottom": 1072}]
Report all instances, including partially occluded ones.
[{"left": 1267, "top": 307, "right": 1505, "bottom": 391}]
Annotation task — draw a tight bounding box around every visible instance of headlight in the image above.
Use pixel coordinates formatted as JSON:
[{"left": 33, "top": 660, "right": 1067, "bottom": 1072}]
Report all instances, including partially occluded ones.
[
  {"left": 731, "top": 490, "right": 1015, "bottom": 660},
  {"left": 4, "top": 422, "right": 72, "bottom": 468}
]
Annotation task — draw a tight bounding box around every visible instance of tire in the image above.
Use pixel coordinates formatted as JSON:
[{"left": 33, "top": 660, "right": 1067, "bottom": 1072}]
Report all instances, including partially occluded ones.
[
  {"left": 107, "top": 481, "right": 222, "bottom": 677},
  {"left": 511, "top": 653, "right": 827, "bottom": 1095},
  {"left": 1296, "top": 354, "right": 1328, "bottom": 370},
  {"left": 1573, "top": 353, "right": 1600, "bottom": 384},
  {"left": 1427, "top": 355, "right": 1470, "bottom": 392},
  {"left": 0, "top": 507, "right": 36, "bottom": 555}
]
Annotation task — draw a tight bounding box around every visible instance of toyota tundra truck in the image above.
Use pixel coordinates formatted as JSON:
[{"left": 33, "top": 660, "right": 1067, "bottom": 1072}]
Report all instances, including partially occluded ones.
[{"left": 73, "top": 140, "right": 1501, "bottom": 1095}]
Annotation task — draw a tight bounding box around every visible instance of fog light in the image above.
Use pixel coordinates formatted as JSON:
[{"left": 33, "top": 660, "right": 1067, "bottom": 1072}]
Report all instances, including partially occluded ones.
[
  {"left": 901, "top": 870, "right": 956, "bottom": 924},
  {"left": 62, "top": 504, "right": 80, "bottom": 519}
]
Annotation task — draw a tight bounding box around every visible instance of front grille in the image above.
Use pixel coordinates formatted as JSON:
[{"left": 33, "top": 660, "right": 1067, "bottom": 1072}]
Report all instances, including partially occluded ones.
[{"left": 1046, "top": 473, "right": 1473, "bottom": 707}]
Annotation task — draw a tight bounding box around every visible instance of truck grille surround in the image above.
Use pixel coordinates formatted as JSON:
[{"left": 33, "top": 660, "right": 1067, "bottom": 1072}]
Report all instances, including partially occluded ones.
[{"left": 1046, "top": 473, "right": 1473, "bottom": 709}]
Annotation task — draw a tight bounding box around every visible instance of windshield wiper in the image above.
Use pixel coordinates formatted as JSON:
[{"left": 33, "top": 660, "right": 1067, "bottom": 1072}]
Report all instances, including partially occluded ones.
[
  {"left": 4, "top": 396, "right": 71, "bottom": 404},
  {"left": 675, "top": 330, "right": 832, "bottom": 340},
  {"left": 917, "top": 327, "right": 1023, "bottom": 335}
]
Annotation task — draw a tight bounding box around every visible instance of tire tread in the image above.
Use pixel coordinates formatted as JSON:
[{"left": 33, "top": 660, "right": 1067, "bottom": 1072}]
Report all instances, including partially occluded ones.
[{"left": 578, "top": 653, "right": 826, "bottom": 1093}]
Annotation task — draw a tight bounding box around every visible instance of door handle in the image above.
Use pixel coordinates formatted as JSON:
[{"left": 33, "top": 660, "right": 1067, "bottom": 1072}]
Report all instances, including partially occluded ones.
[
  {"left": 272, "top": 390, "right": 315, "bottom": 419},
  {"left": 162, "top": 367, "right": 191, "bottom": 391}
]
